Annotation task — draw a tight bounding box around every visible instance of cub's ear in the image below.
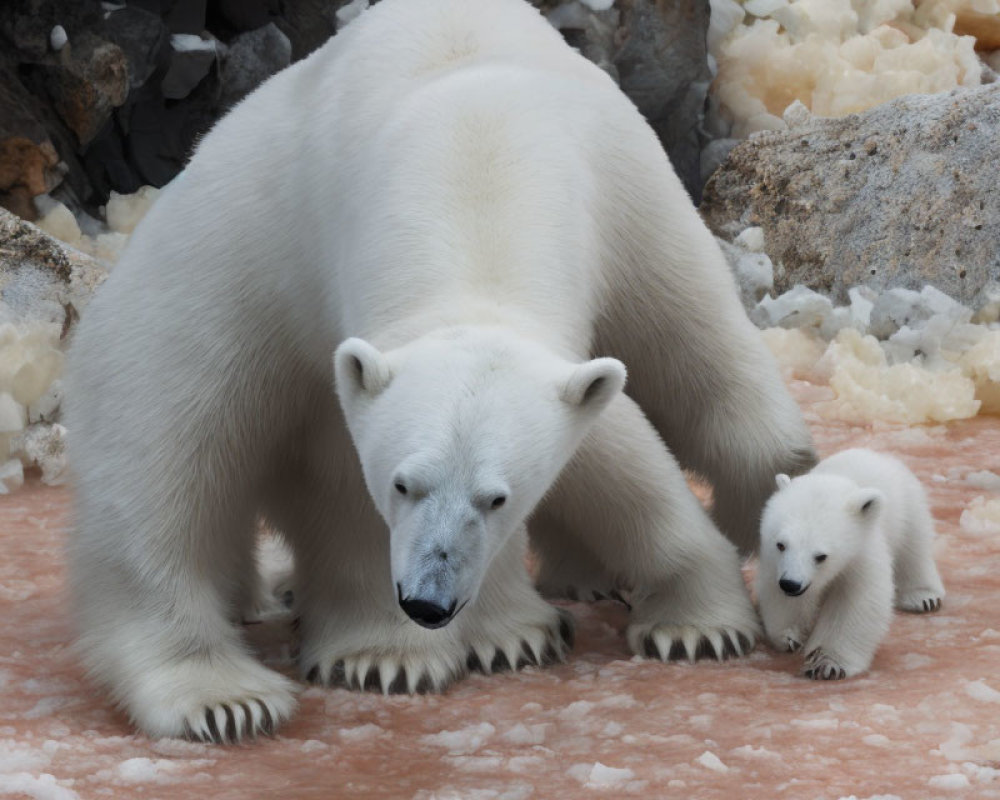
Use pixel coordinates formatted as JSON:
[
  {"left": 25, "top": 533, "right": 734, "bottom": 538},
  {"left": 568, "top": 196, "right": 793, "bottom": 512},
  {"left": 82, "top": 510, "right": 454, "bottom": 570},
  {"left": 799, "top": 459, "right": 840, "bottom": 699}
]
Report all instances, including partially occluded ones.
[
  {"left": 775, "top": 473, "right": 792, "bottom": 491},
  {"left": 334, "top": 338, "right": 393, "bottom": 399},
  {"left": 848, "top": 488, "right": 884, "bottom": 519},
  {"left": 561, "top": 357, "right": 626, "bottom": 412}
]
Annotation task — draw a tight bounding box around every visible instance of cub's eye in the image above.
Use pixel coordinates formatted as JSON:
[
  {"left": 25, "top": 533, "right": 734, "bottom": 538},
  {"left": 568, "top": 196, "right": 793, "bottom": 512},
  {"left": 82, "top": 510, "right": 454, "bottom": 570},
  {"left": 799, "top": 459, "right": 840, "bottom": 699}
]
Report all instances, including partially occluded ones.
[
  {"left": 815, "top": 554, "right": 827, "bottom": 563},
  {"left": 776, "top": 543, "right": 786, "bottom": 552},
  {"left": 394, "top": 482, "right": 408, "bottom": 496},
  {"left": 490, "top": 495, "right": 507, "bottom": 510}
]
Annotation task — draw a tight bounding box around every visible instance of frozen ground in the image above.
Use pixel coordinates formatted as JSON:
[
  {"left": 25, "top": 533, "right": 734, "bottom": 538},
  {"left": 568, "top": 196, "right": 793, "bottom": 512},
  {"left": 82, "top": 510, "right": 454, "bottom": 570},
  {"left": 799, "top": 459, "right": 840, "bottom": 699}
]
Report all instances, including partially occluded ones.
[{"left": 1, "top": 379, "right": 999, "bottom": 799}]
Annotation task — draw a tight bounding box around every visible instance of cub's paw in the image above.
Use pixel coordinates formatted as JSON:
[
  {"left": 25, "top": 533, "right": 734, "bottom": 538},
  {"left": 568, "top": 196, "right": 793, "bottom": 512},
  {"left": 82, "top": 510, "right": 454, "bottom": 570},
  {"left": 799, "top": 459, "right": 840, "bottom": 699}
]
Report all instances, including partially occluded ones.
[
  {"left": 803, "top": 648, "right": 848, "bottom": 681},
  {"left": 627, "top": 623, "right": 754, "bottom": 663},
  {"left": 897, "top": 590, "right": 943, "bottom": 614},
  {"left": 303, "top": 646, "right": 466, "bottom": 695},
  {"left": 465, "top": 607, "right": 574, "bottom": 675}
]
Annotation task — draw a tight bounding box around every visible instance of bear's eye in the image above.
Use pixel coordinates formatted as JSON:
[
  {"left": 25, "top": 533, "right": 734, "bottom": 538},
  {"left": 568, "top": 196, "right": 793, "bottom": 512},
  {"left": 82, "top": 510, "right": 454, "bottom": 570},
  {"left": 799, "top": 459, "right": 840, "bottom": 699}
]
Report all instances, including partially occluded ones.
[
  {"left": 776, "top": 542, "right": 786, "bottom": 552},
  {"left": 394, "top": 482, "right": 408, "bottom": 496},
  {"left": 490, "top": 495, "right": 507, "bottom": 510},
  {"left": 815, "top": 554, "right": 827, "bottom": 563}
]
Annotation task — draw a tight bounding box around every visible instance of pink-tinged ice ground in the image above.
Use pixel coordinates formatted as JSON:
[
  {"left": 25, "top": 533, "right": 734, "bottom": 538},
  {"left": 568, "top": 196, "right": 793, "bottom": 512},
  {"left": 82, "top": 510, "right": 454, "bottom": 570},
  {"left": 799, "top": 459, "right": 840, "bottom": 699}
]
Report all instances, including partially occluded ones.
[{"left": 2, "top": 380, "right": 1000, "bottom": 800}]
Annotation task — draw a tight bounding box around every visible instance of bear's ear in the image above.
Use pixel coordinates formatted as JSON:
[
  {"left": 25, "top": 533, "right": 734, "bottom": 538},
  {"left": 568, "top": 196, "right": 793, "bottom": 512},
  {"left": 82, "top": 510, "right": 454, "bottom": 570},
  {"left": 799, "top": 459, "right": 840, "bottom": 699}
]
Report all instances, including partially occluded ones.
[
  {"left": 848, "top": 488, "right": 884, "bottom": 519},
  {"left": 775, "top": 473, "right": 792, "bottom": 491},
  {"left": 561, "top": 357, "right": 626, "bottom": 412},
  {"left": 334, "top": 338, "right": 393, "bottom": 399}
]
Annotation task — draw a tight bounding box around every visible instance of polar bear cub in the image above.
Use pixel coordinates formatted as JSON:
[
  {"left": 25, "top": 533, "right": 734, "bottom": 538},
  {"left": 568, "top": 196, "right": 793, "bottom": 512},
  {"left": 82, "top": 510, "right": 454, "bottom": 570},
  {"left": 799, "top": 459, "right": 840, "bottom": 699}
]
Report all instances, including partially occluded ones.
[{"left": 757, "top": 448, "right": 945, "bottom": 679}]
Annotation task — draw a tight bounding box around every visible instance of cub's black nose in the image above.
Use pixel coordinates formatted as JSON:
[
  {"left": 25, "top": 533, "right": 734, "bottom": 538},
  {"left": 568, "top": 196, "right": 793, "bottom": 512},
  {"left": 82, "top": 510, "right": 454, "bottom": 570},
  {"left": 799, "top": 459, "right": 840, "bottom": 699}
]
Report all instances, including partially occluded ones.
[
  {"left": 779, "top": 578, "right": 806, "bottom": 597},
  {"left": 397, "top": 587, "right": 457, "bottom": 629}
]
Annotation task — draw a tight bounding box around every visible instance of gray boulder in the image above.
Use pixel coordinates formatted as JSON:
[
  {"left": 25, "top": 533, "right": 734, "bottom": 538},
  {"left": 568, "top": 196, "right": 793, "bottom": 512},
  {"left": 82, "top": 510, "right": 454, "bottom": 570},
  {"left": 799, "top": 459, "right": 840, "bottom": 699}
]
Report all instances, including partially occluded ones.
[{"left": 701, "top": 84, "right": 1000, "bottom": 306}]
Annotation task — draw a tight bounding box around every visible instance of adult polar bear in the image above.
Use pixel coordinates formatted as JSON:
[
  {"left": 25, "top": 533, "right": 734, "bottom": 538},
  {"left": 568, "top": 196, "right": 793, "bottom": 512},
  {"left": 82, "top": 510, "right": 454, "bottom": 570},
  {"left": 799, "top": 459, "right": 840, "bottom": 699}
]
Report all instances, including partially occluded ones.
[{"left": 67, "top": 0, "right": 814, "bottom": 740}]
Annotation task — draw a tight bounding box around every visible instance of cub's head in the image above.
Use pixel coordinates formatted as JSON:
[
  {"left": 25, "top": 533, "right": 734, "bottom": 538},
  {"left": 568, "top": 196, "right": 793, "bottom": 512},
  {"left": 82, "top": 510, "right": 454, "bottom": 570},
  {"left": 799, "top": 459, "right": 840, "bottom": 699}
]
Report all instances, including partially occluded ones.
[
  {"left": 760, "top": 472, "right": 883, "bottom": 598},
  {"left": 334, "top": 329, "right": 625, "bottom": 629}
]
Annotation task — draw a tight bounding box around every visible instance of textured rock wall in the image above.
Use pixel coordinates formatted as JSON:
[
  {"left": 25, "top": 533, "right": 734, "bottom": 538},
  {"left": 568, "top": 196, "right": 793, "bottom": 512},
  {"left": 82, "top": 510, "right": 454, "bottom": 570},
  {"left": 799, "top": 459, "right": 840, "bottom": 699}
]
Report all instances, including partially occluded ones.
[{"left": 701, "top": 84, "right": 1000, "bottom": 305}]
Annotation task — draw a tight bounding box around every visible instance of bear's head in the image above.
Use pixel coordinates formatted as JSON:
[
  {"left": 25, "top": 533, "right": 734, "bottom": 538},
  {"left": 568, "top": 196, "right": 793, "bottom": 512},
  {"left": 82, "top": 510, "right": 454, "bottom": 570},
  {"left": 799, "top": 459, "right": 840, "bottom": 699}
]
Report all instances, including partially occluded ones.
[
  {"left": 334, "top": 328, "right": 626, "bottom": 629},
  {"left": 760, "top": 472, "right": 883, "bottom": 598}
]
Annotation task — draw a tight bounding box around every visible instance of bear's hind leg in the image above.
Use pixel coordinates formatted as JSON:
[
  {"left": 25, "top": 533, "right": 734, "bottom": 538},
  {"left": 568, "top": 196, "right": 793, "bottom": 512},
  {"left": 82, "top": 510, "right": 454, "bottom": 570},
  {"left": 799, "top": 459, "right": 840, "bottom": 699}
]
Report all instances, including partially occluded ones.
[{"left": 535, "top": 393, "right": 761, "bottom": 663}]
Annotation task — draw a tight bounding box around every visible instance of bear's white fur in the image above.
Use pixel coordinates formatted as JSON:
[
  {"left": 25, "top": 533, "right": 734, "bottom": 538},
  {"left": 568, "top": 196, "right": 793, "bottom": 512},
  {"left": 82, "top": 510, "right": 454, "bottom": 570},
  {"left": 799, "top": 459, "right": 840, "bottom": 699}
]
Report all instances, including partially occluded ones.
[
  {"left": 66, "top": 0, "right": 814, "bottom": 740},
  {"left": 757, "top": 448, "right": 945, "bottom": 680}
]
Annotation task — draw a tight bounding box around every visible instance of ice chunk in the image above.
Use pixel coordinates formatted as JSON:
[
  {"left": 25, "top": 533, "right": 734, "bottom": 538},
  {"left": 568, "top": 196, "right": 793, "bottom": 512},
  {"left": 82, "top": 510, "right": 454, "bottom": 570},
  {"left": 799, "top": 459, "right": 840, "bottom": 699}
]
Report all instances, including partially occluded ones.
[
  {"left": 0, "top": 393, "right": 25, "bottom": 435},
  {"left": 960, "top": 496, "right": 1000, "bottom": 534},
  {"left": 13, "top": 423, "right": 68, "bottom": 485},
  {"left": 50, "top": 25, "right": 67, "bottom": 51},
  {"left": 696, "top": 751, "right": 729, "bottom": 773},
  {"left": 752, "top": 285, "right": 833, "bottom": 331},
  {"left": 568, "top": 762, "right": 636, "bottom": 787},
  {"left": 760, "top": 327, "right": 827, "bottom": 380},
  {"left": 814, "top": 329, "right": 979, "bottom": 424},
  {"left": 959, "top": 331, "right": 1000, "bottom": 414},
  {"left": 734, "top": 226, "right": 766, "bottom": 252},
  {"left": 964, "top": 680, "right": 1000, "bottom": 703},
  {"left": 0, "top": 773, "right": 79, "bottom": 800},
  {"left": 419, "top": 722, "right": 495, "bottom": 754},
  {"left": 965, "top": 471, "right": 1000, "bottom": 492},
  {"left": 928, "top": 773, "right": 970, "bottom": 789},
  {"left": 0, "top": 459, "right": 24, "bottom": 494},
  {"left": 104, "top": 186, "right": 161, "bottom": 235}
]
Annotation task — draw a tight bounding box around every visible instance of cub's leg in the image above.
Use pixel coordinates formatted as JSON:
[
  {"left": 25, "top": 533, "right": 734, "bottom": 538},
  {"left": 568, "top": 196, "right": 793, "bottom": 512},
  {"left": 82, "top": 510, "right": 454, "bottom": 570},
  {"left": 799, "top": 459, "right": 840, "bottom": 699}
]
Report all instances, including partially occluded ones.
[
  {"left": 534, "top": 393, "right": 761, "bottom": 662},
  {"left": 755, "top": 572, "right": 820, "bottom": 653},
  {"left": 893, "top": 512, "right": 945, "bottom": 613},
  {"left": 801, "top": 563, "right": 892, "bottom": 680}
]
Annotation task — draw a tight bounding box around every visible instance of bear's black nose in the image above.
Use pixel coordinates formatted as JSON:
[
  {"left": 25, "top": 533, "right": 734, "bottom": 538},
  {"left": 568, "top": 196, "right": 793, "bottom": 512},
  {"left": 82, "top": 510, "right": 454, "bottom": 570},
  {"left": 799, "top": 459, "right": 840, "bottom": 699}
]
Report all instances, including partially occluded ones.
[
  {"left": 779, "top": 578, "right": 806, "bottom": 597},
  {"left": 397, "top": 587, "right": 457, "bottom": 629}
]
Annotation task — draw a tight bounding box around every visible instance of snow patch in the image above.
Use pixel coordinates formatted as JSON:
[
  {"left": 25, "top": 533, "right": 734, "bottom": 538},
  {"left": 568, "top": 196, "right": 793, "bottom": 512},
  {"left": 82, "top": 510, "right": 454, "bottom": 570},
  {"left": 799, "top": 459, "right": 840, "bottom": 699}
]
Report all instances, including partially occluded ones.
[
  {"left": 568, "top": 762, "right": 636, "bottom": 787},
  {"left": 964, "top": 680, "right": 1000, "bottom": 703},
  {"left": 928, "top": 773, "right": 971, "bottom": 789},
  {"left": 0, "top": 772, "right": 79, "bottom": 800},
  {"left": 420, "top": 722, "right": 495, "bottom": 754}
]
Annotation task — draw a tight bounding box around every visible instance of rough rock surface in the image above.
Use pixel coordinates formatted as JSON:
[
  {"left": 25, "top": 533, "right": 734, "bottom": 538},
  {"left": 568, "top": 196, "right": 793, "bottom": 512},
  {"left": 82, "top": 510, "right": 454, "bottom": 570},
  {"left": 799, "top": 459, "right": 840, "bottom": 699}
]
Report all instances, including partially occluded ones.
[
  {"left": 539, "top": 0, "right": 711, "bottom": 202},
  {"left": 701, "top": 84, "right": 1000, "bottom": 305},
  {"left": 0, "top": 207, "right": 107, "bottom": 341}
]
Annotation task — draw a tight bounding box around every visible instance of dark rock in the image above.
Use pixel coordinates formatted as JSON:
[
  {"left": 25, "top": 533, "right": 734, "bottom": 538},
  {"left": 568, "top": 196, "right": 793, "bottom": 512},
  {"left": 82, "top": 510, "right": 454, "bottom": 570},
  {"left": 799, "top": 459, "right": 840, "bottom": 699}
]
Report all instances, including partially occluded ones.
[
  {"left": 220, "top": 23, "right": 291, "bottom": 109},
  {"left": 701, "top": 84, "right": 1000, "bottom": 306},
  {"left": 102, "top": 4, "right": 170, "bottom": 90},
  {"left": 38, "top": 31, "right": 130, "bottom": 147},
  {"left": 273, "top": 0, "right": 340, "bottom": 62},
  {"left": 210, "top": 0, "right": 280, "bottom": 33},
  {"left": 0, "top": 0, "right": 104, "bottom": 62},
  {"left": 537, "top": 0, "right": 711, "bottom": 203},
  {"left": 165, "top": 0, "right": 206, "bottom": 35},
  {"left": 160, "top": 34, "right": 219, "bottom": 100},
  {"left": 612, "top": 0, "right": 712, "bottom": 203},
  {"left": 0, "top": 60, "right": 64, "bottom": 219}
]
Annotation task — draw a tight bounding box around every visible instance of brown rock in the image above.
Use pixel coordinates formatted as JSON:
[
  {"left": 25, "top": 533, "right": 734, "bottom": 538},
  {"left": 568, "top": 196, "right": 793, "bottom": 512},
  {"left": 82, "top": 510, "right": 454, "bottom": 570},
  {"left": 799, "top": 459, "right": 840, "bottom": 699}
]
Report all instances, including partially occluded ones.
[
  {"left": 700, "top": 84, "right": 1000, "bottom": 305},
  {"left": 40, "top": 33, "right": 129, "bottom": 147}
]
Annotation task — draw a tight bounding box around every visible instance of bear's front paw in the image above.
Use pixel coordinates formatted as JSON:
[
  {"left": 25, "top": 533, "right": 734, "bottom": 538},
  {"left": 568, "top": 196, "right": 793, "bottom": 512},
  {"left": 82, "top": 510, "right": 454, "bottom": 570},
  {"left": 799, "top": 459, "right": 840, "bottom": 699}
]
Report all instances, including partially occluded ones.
[
  {"left": 465, "top": 607, "right": 574, "bottom": 675},
  {"left": 802, "top": 648, "right": 848, "bottom": 680},
  {"left": 304, "top": 647, "right": 466, "bottom": 695},
  {"left": 627, "top": 623, "right": 754, "bottom": 663},
  {"left": 897, "top": 590, "right": 943, "bottom": 614}
]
